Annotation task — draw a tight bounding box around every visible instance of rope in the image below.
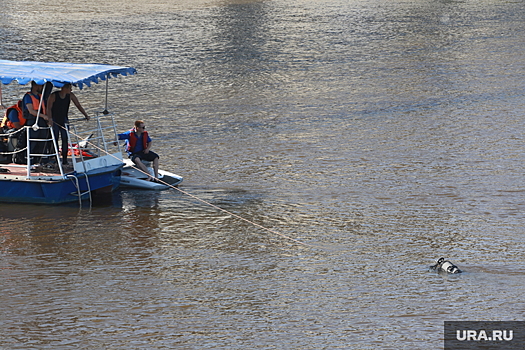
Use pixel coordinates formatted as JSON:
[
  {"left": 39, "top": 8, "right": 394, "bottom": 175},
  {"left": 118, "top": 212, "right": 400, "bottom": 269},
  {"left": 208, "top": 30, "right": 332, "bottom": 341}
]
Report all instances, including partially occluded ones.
[
  {"left": 0, "top": 128, "right": 24, "bottom": 156},
  {"left": 59, "top": 122, "right": 313, "bottom": 248},
  {"left": 0, "top": 127, "right": 24, "bottom": 139},
  {"left": 0, "top": 146, "right": 27, "bottom": 156},
  {"left": 0, "top": 127, "right": 51, "bottom": 157},
  {"left": 162, "top": 183, "right": 313, "bottom": 247}
]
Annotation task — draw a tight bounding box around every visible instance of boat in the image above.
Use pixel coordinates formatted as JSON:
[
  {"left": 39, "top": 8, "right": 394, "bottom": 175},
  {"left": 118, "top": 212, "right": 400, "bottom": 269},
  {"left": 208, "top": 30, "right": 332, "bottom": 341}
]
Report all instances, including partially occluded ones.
[{"left": 0, "top": 59, "right": 136, "bottom": 204}]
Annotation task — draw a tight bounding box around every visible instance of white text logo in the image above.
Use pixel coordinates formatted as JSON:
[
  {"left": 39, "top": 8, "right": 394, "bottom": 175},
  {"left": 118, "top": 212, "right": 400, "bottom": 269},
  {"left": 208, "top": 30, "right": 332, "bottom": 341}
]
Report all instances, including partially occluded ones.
[{"left": 456, "top": 330, "right": 513, "bottom": 342}]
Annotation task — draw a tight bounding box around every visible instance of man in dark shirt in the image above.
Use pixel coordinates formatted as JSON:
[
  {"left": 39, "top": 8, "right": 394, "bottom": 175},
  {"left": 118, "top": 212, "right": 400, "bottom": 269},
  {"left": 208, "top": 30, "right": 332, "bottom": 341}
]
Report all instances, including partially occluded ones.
[{"left": 47, "top": 83, "right": 89, "bottom": 165}]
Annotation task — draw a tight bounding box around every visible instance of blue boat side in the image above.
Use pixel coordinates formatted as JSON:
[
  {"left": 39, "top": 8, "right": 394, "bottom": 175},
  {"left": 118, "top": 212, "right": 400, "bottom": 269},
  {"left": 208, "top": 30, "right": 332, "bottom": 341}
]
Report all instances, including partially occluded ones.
[{"left": 0, "top": 164, "right": 122, "bottom": 204}]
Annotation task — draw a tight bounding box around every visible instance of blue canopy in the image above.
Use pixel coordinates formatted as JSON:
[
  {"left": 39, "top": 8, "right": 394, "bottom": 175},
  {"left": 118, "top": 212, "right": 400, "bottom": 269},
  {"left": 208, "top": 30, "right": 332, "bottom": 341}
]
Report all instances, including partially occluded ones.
[{"left": 0, "top": 60, "right": 136, "bottom": 89}]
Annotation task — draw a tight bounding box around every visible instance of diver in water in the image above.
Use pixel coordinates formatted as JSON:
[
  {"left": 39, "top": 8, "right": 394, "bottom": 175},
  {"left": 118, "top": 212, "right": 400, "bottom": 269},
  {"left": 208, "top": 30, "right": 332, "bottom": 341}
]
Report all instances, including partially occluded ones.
[{"left": 430, "top": 257, "right": 462, "bottom": 274}]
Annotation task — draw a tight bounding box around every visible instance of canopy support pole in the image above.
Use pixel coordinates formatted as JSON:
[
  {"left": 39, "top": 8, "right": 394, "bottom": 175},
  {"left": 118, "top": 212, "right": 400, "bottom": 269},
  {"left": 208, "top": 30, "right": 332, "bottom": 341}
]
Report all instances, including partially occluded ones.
[
  {"left": 103, "top": 75, "right": 109, "bottom": 115},
  {"left": 33, "top": 83, "right": 48, "bottom": 129},
  {"left": 0, "top": 85, "right": 5, "bottom": 109}
]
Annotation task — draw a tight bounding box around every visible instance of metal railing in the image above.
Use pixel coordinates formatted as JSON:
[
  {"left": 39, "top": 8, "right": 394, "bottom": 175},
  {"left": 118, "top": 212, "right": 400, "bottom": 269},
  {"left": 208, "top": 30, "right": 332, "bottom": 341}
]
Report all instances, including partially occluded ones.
[
  {"left": 68, "top": 111, "right": 122, "bottom": 160},
  {"left": 0, "top": 124, "right": 65, "bottom": 178},
  {"left": 1, "top": 111, "right": 122, "bottom": 177}
]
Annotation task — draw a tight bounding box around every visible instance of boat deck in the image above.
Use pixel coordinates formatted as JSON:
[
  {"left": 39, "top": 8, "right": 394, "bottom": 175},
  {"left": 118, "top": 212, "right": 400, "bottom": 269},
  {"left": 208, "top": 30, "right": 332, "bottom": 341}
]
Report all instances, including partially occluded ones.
[{"left": 0, "top": 161, "right": 75, "bottom": 178}]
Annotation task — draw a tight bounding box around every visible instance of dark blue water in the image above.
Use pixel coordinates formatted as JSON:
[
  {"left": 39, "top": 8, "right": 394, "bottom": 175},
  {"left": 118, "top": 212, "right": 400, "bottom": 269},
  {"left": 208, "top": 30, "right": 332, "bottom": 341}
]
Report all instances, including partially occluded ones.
[{"left": 1, "top": 0, "right": 525, "bottom": 348}]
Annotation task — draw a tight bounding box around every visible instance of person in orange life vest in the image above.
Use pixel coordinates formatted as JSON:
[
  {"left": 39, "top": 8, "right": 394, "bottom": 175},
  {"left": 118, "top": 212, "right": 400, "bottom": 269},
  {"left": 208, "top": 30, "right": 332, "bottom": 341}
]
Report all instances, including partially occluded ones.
[
  {"left": 117, "top": 120, "right": 160, "bottom": 181},
  {"left": 47, "top": 83, "right": 90, "bottom": 165},
  {"left": 22, "top": 82, "right": 51, "bottom": 162},
  {"left": 1, "top": 100, "right": 25, "bottom": 131},
  {"left": 23, "top": 81, "right": 50, "bottom": 126}
]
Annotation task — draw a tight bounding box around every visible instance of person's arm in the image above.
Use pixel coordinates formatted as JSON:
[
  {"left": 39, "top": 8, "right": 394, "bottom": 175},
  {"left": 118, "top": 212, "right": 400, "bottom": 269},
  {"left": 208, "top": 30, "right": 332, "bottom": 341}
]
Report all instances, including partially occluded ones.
[
  {"left": 144, "top": 141, "right": 152, "bottom": 153},
  {"left": 143, "top": 135, "right": 152, "bottom": 153},
  {"left": 8, "top": 109, "right": 21, "bottom": 129},
  {"left": 117, "top": 131, "right": 130, "bottom": 140},
  {"left": 70, "top": 92, "right": 89, "bottom": 120}
]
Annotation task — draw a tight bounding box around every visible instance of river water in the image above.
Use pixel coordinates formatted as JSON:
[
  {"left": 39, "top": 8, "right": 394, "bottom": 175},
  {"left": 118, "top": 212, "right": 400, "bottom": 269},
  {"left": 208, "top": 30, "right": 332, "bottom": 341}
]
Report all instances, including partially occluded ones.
[{"left": 1, "top": 0, "right": 525, "bottom": 348}]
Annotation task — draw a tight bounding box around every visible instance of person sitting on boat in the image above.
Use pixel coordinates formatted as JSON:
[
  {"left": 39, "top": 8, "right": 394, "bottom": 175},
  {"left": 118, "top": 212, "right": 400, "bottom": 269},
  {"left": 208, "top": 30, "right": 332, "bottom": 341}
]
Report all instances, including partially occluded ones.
[
  {"left": 118, "top": 120, "right": 160, "bottom": 181},
  {"left": 47, "top": 83, "right": 90, "bottom": 165},
  {"left": 1, "top": 100, "right": 25, "bottom": 131},
  {"left": 1, "top": 101, "right": 25, "bottom": 158},
  {"left": 22, "top": 81, "right": 52, "bottom": 163}
]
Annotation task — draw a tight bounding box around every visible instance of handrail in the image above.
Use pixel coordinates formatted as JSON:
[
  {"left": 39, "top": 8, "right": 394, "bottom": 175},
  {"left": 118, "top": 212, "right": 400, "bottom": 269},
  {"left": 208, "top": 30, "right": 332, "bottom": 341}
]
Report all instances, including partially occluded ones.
[
  {"left": 68, "top": 111, "right": 122, "bottom": 159},
  {"left": 22, "top": 124, "right": 64, "bottom": 178},
  {"left": 2, "top": 124, "right": 66, "bottom": 178},
  {"left": 66, "top": 173, "right": 92, "bottom": 208}
]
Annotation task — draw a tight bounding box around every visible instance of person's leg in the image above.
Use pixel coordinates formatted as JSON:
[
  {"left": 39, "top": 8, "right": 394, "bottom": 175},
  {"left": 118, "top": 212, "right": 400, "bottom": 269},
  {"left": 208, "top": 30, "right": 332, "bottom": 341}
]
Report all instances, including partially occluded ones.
[
  {"left": 146, "top": 152, "right": 160, "bottom": 179},
  {"left": 144, "top": 151, "right": 160, "bottom": 179},
  {"left": 153, "top": 157, "right": 159, "bottom": 178},
  {"left": 60, "top": 127, "right": 69, "bottom": 163},
  {"left": 52, "top": 124, "right": 62, "bottom": 162},
  {"left": 132, "top": 154, "right": 152, "bottom": 178},
  {"left": 52, "top": 125, "right": 60, "bottom": 153}
]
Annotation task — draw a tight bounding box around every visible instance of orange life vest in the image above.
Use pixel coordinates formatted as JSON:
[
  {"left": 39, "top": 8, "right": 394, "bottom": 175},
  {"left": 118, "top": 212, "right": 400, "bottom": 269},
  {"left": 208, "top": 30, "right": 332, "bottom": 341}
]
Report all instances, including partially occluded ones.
[
  {"left": 27, "top": 93, "right": 46, "bottom": 115},
  {"left": 1, "top": 101, "right": 25, "bottom": 129},
  {"left": 127, "top": 129, "right": 148, "bottom": 153}
]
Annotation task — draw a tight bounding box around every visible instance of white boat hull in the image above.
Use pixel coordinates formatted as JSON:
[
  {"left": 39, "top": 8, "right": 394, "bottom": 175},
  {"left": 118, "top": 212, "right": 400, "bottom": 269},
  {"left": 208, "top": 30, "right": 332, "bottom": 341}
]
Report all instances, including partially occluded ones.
[{"left": 120, "top": 159, "right": 183, "bottom": 190}]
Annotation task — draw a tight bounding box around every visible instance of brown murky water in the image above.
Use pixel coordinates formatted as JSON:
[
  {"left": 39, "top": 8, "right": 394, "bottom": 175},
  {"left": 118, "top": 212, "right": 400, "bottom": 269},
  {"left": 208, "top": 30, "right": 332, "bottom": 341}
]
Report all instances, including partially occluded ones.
[{"left": 1, "top": 0, "right": 525, "bottom": 348}]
